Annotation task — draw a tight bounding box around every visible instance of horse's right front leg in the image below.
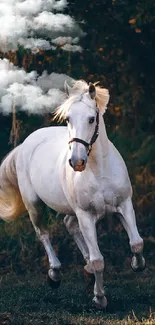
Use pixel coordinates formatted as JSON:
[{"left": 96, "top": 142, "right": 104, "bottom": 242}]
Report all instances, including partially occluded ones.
[
  {"left": 76, "top": 209, "right": 107, "bottom": 309},
  {"left": 64, "top": 215, "right": 89, "bottom": 262}
]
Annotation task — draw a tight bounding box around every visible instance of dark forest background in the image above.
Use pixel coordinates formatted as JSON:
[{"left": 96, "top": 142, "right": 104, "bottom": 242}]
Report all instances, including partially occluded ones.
[{"left": 0, "top": 0, "right": 155, "bottom": 275}]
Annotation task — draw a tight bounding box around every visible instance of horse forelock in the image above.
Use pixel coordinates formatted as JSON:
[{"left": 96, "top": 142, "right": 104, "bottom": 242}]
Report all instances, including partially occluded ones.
[{"left": 54, "top": 80, "right": 109, "bottom": 123}]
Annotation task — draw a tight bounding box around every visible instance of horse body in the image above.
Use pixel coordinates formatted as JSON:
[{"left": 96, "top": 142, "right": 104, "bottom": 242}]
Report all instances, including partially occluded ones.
[
  {"left": 16, "top": 118, "right": 131, "bottom": 220},
  {"left": 16, "top": 127, "right": 74, "bottom": 214},
  {"left": 0, "top": 80, "right": 145, "bottom": 309}
]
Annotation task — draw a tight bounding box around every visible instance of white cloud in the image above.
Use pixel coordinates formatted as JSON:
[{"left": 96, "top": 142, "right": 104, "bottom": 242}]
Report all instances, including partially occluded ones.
[
  {"left": 18, "top": 38, "right": 51, "bottom": 53},
  {"left": 16, "top": 0, "right": 44, "bottom": 16},
  {"left": 0, "top": 0, "right": 84, "bottom": 52},
  {"left": 34, "top": 12, "right": 75, "bottom": 33},
  {"left": 37, "top": 71, "right": 73, "bottom": 91},
  {"left": 0, "top": 58, "right": 74, "bottom": 115},
  {"left": 61, "top": 44, "right": 82, "bottom": 52},
  {"left": 16, "top": 0, "right": 67, "bottom": 15},
  {"left": 52, "top": 36, "right": 79, "bottom": 45},
  {"left": 51, "top": 36, "right": 82, "bottom": 52}
]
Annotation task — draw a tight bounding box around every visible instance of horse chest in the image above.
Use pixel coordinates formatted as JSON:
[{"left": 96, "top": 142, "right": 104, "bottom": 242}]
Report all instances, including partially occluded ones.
[
  {"left": 75, "top": 178, "right": 119, "bottom": 217},
  {"left": 76, "top": 172, "right": 128, "bottom": 218}
]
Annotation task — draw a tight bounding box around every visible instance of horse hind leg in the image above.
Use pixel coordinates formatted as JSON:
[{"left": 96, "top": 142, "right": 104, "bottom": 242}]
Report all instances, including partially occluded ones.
[
  {"left": 117, "top": 198, "right": 145, "bottom": 272},
  {"left": 20, "top": 184, "right": 62, "bottom": 288},
  {"left": 30, "top": 202, "right": 62, "bottom": 288}
]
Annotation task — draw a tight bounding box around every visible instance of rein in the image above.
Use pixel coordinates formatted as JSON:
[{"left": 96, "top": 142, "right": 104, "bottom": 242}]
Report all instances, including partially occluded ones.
[{"left": 68, "top": 109, "right": 99, "bottom": 156}]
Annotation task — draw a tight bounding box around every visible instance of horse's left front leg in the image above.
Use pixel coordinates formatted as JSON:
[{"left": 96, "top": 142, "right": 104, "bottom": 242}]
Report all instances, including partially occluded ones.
[
  {"left": 118, "top": 197, "right": 145, "bottom": 272},
  {"left": 76, "top": 209, "right": 107, "bottom": 309}
]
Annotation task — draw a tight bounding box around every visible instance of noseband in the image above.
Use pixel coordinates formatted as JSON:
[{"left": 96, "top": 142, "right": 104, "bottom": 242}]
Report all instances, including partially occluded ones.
[{"left": 68, "top": 110, "right": 99, "bottom": 156}]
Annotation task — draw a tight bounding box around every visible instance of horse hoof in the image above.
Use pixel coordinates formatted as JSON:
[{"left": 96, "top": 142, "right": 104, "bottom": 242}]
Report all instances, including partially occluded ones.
[
  {"left": 92, "top": 295, "right": 107, "bottom": 309},
  {"left": 47, "top": 276, "right": 61, "bottom": 288},
  {"left": 47, "top": 269, "right": 62, "bottom": 289},
  {"left": 131, "top": 256, "right": 146, "bottom": 272}
]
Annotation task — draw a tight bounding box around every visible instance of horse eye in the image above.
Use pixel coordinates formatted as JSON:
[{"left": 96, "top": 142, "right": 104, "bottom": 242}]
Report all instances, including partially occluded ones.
[{"left": 89, "top": 117, "right": 95, "bottom": 124}]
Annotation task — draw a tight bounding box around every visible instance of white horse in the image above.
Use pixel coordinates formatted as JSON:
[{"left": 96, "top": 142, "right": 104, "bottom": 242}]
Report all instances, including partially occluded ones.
[{"left": 0, "top": 80, "right": 145, "bottom": 309}]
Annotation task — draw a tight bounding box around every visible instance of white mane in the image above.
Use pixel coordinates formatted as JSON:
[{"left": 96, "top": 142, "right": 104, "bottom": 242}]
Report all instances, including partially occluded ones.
[{"left": 54, "top": 80, "right": 109, "bottom": 122}]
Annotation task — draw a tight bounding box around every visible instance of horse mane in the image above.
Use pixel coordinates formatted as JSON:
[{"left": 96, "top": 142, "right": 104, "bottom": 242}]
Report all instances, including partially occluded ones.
[{"left": 54, "top": 80, "right": 109, "bottom": 123}]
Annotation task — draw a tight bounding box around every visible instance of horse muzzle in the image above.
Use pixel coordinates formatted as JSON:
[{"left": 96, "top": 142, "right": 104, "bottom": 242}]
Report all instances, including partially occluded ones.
[{"left": 69, "top": 156, "right": 87, "bottom": 172}]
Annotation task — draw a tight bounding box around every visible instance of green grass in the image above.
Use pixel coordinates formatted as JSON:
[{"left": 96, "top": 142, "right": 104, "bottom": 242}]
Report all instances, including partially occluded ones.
[{"left": 0, "top": 268, "right": 155, "bottom": 325}]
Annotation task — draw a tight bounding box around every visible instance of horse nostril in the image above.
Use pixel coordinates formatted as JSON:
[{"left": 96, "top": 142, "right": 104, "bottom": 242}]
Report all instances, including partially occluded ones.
[
  {"left": 69, "top": 158, "right": 86, "bottom": 169},
  {"left": 69, "top": 159, "right": 73, "bottom": 167}
]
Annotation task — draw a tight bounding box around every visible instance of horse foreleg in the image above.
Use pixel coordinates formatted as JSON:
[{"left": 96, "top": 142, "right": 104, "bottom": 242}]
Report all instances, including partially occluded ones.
[
  {"left": 64, "top": 215, "right": 89, "bottom": 262},
  {"left": 76, "top": 210, "right": 107, "bottom": 309},
  {"left": 27, "top": 201, "right": 62, "bottom": 288},
  {"left": 118, "top": 197, "right": 145, "bottom": 272}
]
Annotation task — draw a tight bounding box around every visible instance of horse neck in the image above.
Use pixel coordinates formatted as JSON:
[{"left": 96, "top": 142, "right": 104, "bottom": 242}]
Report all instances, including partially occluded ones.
[{"left": 89, "top": 113, "right": 109, "bottom": 175}]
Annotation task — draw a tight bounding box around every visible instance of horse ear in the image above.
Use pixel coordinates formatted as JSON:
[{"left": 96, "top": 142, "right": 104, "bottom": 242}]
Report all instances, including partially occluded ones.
[
  {"left": 89, "top": 82, "right": 96, "bottom": 99},
  {"left": 64, "top": 81, "right": 71, "bottom": 97}
]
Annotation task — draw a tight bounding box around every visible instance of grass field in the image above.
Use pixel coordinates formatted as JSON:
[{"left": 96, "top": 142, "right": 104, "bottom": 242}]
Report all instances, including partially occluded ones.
[
  {"left": 1, "top": 266, "right": 155, "bottom": 325},
  {"left": 1, "top": 215, "right": 155, "bottom": 325}
]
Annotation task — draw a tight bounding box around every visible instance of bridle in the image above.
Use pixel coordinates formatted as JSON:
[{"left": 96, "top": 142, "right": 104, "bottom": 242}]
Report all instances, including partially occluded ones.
[{"left": 68, "top": 108, "right": 99, "bottom": 156}]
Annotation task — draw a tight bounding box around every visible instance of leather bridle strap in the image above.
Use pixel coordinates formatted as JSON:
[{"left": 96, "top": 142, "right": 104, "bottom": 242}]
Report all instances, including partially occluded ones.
[{"left": 68, "top": 110, "right": 99, "bottom": 156}]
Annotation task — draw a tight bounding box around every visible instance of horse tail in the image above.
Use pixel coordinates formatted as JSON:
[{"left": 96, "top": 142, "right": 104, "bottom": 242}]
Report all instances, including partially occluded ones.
[{"left": 0, "top": 146, "right": 26, "bottom": 222}]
